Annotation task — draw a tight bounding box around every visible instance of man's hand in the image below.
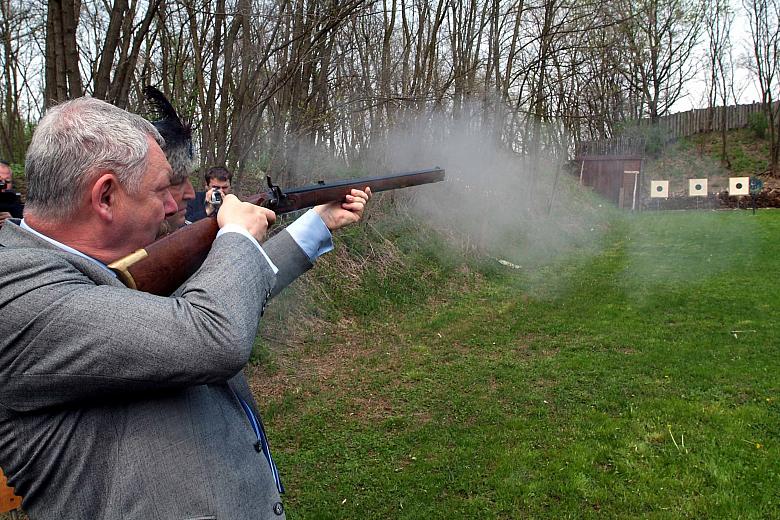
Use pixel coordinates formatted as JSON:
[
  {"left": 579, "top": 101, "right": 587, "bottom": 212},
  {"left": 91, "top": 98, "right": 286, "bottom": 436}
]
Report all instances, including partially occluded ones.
[
  {"left": 0, "top": 211, "right": 11, "bottom": 228},
  {"left": 314, "top": 188, "right": 372, "bottom": 231},
  {"left": 217, "top": 194, "right": 276, "bottom": 242}
]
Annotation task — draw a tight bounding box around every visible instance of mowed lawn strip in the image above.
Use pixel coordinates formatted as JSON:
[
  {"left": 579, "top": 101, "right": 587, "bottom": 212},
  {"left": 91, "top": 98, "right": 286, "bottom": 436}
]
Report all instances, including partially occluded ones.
[{"left": 259, "top": 210, "right": 780, "bottom": 519}]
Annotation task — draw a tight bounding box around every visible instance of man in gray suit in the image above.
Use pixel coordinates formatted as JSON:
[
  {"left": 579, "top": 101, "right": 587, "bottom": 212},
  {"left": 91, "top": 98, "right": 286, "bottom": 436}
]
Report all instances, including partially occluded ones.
[{"left": 0, "top": 97, "right": 370, "bottom": 519}]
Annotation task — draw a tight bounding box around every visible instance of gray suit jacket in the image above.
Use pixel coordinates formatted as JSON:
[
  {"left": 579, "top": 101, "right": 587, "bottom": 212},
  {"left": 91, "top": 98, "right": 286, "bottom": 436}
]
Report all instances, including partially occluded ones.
[{"left": 0, "top": 220, "right": 312, "bottom": 519}]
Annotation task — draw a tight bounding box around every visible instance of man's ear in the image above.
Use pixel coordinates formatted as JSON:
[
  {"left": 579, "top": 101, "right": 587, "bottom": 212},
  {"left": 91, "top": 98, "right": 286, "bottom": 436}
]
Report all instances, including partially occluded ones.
[{"left": 90, "top": 173, "right": 120, "bottom": 223}]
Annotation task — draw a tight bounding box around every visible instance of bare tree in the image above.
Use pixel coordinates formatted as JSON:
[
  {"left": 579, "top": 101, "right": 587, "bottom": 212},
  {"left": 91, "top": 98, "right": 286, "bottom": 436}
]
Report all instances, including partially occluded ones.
[
  {"left": 0, "top": 0, "right": 26, "bottom": 160},
  {"left": 44, "top": 0, "right": 83, "bottom": 105},
  {"left": 704, "top": 0, "right": 735, "bottom": 166},
  {"left": 744, "top": 0, "right": 780, "bottom": 174},
  {"left": 0, "top": 0, "right": 45, "bottom": 161},
  {"left": 616, "top": 0, "right": 704, "bottom": 122},
  {"left": 5, "top": 0, "right": 767, "bottom": 187}
]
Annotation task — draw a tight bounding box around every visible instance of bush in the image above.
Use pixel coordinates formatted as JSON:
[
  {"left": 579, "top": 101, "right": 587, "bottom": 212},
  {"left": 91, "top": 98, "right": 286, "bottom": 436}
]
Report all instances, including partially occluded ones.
[
  {"left": 748, "top": 112, "right": 768, "bottom": 139},
  {"left": 643, "top": 126, "right": 668, "bottom": 158}
]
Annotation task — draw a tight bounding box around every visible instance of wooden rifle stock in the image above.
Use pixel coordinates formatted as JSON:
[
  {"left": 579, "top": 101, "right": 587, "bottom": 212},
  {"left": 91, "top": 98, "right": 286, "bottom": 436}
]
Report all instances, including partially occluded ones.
[{"left": 108, "top": 167, "right": 445, "bottom": 295}]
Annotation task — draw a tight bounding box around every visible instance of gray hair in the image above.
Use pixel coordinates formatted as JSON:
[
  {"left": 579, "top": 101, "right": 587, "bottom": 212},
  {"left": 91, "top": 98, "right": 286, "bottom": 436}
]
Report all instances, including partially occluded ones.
[
  {"left": 25, "top": 96, "right": 164, "bottom": 220},
  {"left": 162, "top": 140, "right": 193, "bottom": 185}
]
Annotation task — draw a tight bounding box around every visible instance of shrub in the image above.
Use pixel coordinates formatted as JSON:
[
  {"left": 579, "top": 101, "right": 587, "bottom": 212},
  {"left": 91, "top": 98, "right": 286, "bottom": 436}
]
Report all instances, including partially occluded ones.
[{"left": 748, "top": 112, "right": 768, "bottom": 139}]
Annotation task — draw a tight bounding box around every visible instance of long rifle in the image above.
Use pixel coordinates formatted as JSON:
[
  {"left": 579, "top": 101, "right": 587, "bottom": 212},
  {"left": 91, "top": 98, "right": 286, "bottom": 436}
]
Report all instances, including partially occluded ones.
[{"left": 108, "top": 167, "right": 445, "bottom": 296}]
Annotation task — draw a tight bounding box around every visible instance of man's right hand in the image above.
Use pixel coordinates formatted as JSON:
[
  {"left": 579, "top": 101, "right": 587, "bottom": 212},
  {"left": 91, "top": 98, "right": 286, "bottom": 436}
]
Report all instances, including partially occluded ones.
[
  {"left": 217, "top": 194, "right": 276, "bottom": 242},
  {"left": 0, "top": 211, "right": 11, "bottom": 228}
]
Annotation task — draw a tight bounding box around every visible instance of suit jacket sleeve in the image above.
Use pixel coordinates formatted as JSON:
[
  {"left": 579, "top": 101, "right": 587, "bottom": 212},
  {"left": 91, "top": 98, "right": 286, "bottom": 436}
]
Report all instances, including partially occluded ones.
[{"left": 0, "top": 229, "right": 311, "bottom": 412}]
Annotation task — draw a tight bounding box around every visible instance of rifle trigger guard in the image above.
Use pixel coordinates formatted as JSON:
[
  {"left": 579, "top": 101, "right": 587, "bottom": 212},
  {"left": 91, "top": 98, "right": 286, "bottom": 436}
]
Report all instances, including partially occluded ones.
[{"left": 265, "top": 175, "right": 286, "bottom": 208}]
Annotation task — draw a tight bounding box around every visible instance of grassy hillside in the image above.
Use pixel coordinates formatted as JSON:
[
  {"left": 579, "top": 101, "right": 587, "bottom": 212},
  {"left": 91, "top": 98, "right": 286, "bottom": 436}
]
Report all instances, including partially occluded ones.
[
  {"left": 248, "top": 208, "right": 780, "bottom": 519},
  {"left": 643, "top": 128, "right": 775, "bottom": 197}
]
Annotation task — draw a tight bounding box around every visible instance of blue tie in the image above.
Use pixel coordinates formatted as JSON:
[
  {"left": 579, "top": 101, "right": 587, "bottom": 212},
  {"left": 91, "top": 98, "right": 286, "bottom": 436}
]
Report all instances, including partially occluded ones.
[{"left": 236, "top": 394, "right": 284, "bottom": 494}]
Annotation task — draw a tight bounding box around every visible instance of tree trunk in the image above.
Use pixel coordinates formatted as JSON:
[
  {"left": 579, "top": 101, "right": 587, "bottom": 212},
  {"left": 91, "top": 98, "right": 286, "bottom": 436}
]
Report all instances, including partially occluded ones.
[
  {"left": 94, "top": 0, "right": 129, "bottom": 100},
  {"left": 45, "top": 0, "right": 82, "bottom": 106}
]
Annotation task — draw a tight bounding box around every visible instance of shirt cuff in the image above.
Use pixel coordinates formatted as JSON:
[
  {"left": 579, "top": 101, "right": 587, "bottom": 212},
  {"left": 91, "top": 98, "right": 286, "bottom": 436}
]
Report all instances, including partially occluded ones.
[
  {"left": 217, "top": 224, "right": 279, "bottom": 274},
  {"left": 286, "top": 209, "right": 334, "bottom": 262}
]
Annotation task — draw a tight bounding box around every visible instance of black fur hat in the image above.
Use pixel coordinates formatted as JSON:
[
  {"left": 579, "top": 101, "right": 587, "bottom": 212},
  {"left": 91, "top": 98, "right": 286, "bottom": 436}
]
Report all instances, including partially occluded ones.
[{"left": 144, "top": 85, "right": 193, "bottom": 184}]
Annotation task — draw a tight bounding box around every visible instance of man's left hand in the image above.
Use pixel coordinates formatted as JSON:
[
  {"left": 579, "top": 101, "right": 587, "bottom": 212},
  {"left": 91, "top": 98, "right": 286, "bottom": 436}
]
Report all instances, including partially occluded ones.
[{"left": 314, "top": 188, "right": 372, "bottom": 231}]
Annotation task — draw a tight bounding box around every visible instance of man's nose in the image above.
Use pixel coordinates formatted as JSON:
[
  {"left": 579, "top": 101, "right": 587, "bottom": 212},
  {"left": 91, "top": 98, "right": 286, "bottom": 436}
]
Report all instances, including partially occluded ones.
[
  {"left": 164, "top": 190, "right": 178, "bottom": 216},
  {"left": 183, "top": 179, "right": 195, "bottom": 200}
]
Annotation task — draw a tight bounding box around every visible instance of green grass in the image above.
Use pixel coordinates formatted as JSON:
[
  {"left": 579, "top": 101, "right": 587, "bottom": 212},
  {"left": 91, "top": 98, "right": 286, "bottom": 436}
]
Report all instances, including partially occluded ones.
[
  {"left": 259, "top": 209, "right": 780, "bottom": 519},
  {"left": 4, "top": 209, "right": 777, "bottom": 519}
]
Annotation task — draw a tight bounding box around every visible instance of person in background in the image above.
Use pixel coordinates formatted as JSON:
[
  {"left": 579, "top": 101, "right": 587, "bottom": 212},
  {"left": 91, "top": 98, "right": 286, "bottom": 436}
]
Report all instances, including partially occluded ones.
[
  {"left": 0, "top": 160, "right": 13, "bottom": 190},
  {"left": 0, "top": 96, "right": 370, "bottom": 519},
  {"left": 144, "top": 86, "right": 197, "bottom": 237},
  {"left": 186, "top": 166, "right": 233, "bottom": 222},
  {"left": 0, "top": 160, "right": 20, "bottom": 227}
]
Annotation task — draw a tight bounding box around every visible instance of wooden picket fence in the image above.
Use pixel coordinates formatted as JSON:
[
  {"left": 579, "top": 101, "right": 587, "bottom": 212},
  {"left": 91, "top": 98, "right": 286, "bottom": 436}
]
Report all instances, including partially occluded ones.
[
  {"left": 576, "top": 101, "right": 779, "bottom": 158},
  {"left": 651, "top": 101, "right": 778, "bottom": 138}
]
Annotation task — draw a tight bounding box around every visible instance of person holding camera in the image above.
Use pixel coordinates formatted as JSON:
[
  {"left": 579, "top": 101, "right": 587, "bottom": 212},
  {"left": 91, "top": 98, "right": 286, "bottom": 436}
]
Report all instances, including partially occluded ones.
[
  {"left": 0, "top": 160, "right": 22, "bottom": 228},
  {"left": 186, "top": 166, "right": 233, "bottom": 222},
  {"left": 0, "top": 161, "right": 12, "bottom": 190}
]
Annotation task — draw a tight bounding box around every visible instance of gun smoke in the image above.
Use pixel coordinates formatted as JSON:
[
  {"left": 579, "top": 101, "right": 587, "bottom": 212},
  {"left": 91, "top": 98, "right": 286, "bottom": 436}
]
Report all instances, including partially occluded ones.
[
  {"left": 361, "top": 109, "right": 610, "bottom": 280},
  {"left": 268, "top": 107, "right": 762, "bottom": 304}
]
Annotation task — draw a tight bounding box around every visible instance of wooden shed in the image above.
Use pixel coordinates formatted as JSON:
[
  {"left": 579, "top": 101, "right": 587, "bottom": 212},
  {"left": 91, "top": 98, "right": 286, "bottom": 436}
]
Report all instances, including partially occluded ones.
[{"left": 576, "top": 155, "right": 643, "bottom": 210}]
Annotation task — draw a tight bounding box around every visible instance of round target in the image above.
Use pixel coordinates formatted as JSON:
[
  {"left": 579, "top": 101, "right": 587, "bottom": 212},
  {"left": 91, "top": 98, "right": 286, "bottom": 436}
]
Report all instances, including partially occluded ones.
[
  {"left": 650, "top": 180, "right": 669, "bottom": 198},
  {"left": 729, "top": 176, "right": 750, "bottom": 196},
  {"left": 689, "top": 178, "right": 707, "bottom": 197}
]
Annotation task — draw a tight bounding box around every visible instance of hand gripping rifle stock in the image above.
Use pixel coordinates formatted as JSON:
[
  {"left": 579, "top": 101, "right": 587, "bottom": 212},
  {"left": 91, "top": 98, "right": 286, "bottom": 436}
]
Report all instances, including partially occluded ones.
[{"left": 108, "top": 167, "right": 445, "bottom": 296}]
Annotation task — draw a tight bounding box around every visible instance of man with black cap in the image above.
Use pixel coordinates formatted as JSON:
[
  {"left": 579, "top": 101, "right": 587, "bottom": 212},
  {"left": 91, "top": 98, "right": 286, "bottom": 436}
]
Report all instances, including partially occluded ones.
[{"left": 144, "top": 86, "right": 197, "bottom": 237}]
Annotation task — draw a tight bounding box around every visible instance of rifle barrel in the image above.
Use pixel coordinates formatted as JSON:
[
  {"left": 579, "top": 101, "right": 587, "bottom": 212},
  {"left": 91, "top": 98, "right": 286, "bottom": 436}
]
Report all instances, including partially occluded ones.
[
  {"left": 286, "top": 168, "right": 445, "bottom": 195},
  {"left": 109, "top": 167, "right": 445, "bottom": 295}
]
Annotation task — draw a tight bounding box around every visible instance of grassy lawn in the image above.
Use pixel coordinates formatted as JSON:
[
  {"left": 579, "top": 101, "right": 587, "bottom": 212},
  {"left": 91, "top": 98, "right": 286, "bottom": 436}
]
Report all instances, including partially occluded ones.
[{"left": 257, "top": 209, "right": 780, "bottom": 519}]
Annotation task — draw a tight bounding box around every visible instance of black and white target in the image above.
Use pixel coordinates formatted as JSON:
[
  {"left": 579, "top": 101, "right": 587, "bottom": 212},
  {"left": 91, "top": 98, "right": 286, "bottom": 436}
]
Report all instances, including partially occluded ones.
[
  {"left": 689, "top": 178, "right": 707, "bottom": 197},
  {"left": 729, "top": 176, "right": 750, "bottom": 196},
  {"left": 650, "top": 180, "right": 669, "bottom": 199}
]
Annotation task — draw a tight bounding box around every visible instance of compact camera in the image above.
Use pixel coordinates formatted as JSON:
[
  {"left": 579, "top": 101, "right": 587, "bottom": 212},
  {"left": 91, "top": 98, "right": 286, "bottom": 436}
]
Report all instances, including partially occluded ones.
[
  {"left": 0, "top": 186, "right": 23, "bottom": 218},
  {"left": 209, "top": 188, "right": 223, "bottom": 206}
]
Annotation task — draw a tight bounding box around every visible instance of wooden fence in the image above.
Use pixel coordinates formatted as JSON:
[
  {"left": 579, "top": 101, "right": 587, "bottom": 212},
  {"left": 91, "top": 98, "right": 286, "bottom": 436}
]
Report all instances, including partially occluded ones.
[
  {"left": 575, "top": 136, "right": 646, "bottom": 157},
  {"left": 651, "top": 101, "right": 778, "bottom": 138},
  {"left": 576, "top": 101, "right": 780, "bottom": 158}
]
